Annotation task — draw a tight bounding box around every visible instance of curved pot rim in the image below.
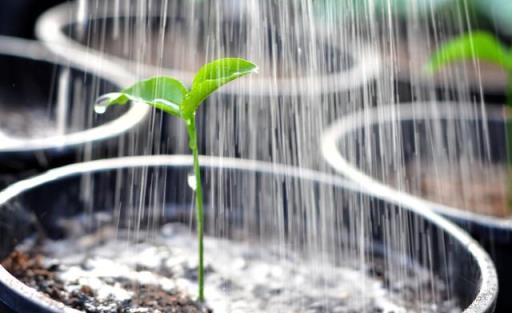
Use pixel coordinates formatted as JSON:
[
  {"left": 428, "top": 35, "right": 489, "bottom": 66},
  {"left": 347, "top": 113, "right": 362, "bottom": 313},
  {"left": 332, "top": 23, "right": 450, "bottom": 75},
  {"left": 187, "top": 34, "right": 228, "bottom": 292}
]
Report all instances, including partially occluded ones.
[
  {"left": 0, "top": 35, "right": 150, "bottom": 153},
  {"left": 0, "top": 155, "right": 498, "bottom": 313},
  {"left": 35, "top": 1, "right": 381, "bottom": 97},
  {"left": 321, "top": 101, "right": 512, "bottom": 231}
]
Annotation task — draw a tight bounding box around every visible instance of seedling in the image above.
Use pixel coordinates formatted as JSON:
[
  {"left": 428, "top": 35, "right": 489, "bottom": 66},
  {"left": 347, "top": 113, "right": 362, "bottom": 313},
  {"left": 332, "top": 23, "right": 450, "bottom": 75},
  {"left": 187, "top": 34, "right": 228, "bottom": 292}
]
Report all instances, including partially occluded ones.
[
  {"left": 426, "top": 31, "right": 512, "bottom": 104},
  {"left": 94, "top": 58, "right": 257, "bottom": 301},
  {"left": 426, "top": 31, "right": 512, "bottom": 213}
]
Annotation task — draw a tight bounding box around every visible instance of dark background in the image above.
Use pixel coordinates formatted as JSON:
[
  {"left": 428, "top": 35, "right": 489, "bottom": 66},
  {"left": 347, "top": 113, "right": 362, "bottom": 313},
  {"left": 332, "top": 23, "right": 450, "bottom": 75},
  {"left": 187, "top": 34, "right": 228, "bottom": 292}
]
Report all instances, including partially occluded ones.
[{"left": 0, "top": 0, "right": 66, "bottom": 38}]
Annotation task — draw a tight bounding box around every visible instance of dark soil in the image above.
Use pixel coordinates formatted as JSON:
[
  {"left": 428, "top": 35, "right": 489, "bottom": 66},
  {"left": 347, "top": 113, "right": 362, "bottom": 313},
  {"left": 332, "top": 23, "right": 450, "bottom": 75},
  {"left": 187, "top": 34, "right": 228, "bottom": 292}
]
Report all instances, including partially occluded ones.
[
  {"left": 0, "top": 106, "right": 57, "bottom": 138},
  {"left": 404, "top": 163, "right": 509, "bottom": 218},
  {"left": 0, "top": 223, "right": 461, "bottom": 313},
  {"left": 1, "top": 249, "right": 459, "bottom": 313},
  {"left": 2, "top": 250, "right": 210, "bottom": 313},
  {"left": 84, "top": 20, "right": 349, "bottom": 80}
]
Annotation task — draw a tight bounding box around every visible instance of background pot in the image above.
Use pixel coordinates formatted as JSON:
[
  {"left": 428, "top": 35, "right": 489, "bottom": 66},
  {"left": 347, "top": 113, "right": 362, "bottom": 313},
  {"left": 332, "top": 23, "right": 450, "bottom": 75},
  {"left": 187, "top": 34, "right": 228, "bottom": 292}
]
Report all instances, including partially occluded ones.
[
  {"left": 313, "top": 0, "right": 507, "bottom": 105},
  {"left": 36, "top": 0, "right": 381, "bottom": 168},
  {"left": 0, "top": 35, "right": 149, "bottom": 185},
  {"left": 321, "top": 101, "right": 510, "bottom": 311},
  {"left": 0, "top": 155, "right": 498, "bottom": 312},
  {"left": 0, "top": 0, "right": 65, "bottom": 38}
]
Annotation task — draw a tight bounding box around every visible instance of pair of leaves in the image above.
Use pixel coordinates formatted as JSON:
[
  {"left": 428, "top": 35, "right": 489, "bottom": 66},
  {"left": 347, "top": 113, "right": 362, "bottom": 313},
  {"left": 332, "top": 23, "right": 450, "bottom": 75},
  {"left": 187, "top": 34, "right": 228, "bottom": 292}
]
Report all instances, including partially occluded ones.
[
  {"left": 100, "top": 58, "right": 257, "bottom": 120},
  {"left": 425, "top": 31, "right": 512, "bottom": 106}
]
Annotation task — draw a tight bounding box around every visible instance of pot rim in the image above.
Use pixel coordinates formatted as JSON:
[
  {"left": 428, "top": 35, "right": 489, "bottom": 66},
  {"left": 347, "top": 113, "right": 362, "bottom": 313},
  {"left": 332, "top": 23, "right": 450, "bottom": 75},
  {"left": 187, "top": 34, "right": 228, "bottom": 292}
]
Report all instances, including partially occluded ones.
[
  {"left": 321, "top": 101, "right": 512, "bottom": 230},
  {"left": 0, "top": 35, "right": 150, "bottom": 153},
  {"left": 0, "top": 155, "right": 498, "bottom": 313},
  {"left": 35, "top": 1, "right": 381, "bottom": 97}
]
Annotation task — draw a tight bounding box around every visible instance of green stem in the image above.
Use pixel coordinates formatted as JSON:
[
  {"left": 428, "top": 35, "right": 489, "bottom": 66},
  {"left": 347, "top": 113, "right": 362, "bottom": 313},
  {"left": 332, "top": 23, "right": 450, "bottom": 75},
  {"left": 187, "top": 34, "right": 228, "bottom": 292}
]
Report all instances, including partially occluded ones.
[{"left": 186, "top": 117, "right": 205, "bottom": 302}]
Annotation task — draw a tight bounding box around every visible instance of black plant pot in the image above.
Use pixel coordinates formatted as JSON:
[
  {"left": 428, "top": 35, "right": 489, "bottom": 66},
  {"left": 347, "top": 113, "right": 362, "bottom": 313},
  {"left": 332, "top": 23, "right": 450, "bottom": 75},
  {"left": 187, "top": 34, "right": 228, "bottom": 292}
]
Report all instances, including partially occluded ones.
[
  {"left": 0, "top": 36, "right": 149, "bottom": 186},
  {"left": 36, "top": 0, "right": 381, "bottom": 168},
  {"left": 0, "top": 0, "right": 65, "bottom": 38},
  {"left": 0, "top": 155, "right": 498, "bottom": 312},
  {"left": 321, "top": 101, "right": 510, "bottom": 311}
]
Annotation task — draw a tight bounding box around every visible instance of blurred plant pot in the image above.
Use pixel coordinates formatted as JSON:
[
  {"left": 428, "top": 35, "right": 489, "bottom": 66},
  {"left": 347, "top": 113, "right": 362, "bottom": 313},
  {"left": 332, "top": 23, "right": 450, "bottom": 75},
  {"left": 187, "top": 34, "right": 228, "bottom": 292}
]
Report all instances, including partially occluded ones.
[
  {"left": 321, "top": 101, "right": 511, "bottom": 311},
  {"left": 0, "top": 0, "right": 65, "bottom": 38},
  {"left": 0, "top": 155, "right": 498, "bottom": 312},
  {"left": 36, "top": 0, "right": 381, "bottom": 167},
  {"left": 0, "top": 36, "right": 149, "bottom": 184}
]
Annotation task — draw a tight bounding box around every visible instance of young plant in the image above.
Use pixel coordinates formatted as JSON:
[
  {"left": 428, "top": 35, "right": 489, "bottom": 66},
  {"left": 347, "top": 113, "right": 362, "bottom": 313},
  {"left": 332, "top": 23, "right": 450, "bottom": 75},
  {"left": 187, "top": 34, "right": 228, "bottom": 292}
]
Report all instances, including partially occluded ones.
[
  {"left": 94, "top": 58, "right": 257, "bottom": 301},
  {"left": 426, "top": 31, "right": 512, "bottom": 213},
  {"left": 425, "top": 31, "right": 512, "bottom": 104}
]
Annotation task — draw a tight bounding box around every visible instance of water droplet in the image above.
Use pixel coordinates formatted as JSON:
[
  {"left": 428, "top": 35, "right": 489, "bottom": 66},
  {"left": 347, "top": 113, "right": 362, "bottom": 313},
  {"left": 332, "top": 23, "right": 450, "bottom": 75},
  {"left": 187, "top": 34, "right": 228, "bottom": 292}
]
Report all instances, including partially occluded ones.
[
  {"left": 94, "top": 93, "right": 120, "bottom": 114},
  {"left": 188, "top": 173, "right": 197, "bottom": 191},
  {"left": 94, "top": 103, "right": 107, "bottom": 114}
]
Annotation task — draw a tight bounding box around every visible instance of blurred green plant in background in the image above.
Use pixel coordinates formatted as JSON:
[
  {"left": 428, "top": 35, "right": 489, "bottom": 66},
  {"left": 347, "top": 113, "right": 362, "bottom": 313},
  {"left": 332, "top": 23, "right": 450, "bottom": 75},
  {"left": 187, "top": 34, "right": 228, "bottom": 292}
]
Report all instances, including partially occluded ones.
[{"left": 426, "top": 30, "right": 512, "bottom": 213}]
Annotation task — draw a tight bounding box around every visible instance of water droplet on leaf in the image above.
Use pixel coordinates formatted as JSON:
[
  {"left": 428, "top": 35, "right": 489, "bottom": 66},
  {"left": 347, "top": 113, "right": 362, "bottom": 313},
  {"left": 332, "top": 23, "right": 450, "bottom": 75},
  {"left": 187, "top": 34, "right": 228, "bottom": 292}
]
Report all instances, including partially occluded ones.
[
  {"left": 94, "top": 103, "right": 107, "bottom": 114},
  {"left": 94, "top": 93, "right": 121, "bottom": 114},
  {"left": 188, "top": 173, "right": 197, "bottom": 191}
]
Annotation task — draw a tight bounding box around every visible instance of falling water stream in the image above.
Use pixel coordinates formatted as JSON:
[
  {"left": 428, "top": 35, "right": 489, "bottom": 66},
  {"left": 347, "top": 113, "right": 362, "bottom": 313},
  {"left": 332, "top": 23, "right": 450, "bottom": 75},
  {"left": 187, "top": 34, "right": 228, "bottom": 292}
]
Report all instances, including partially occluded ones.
[{"left": 8, "top": 0, "right": 508, "bottom": 311}]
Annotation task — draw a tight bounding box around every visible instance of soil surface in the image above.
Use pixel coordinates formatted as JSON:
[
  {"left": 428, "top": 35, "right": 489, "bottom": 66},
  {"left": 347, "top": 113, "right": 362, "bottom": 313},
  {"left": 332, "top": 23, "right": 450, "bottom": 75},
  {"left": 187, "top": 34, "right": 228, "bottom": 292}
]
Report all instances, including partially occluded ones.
[
  {"left": 2, "top": 223, "right": 461, "bottom": 313},
  {"left": 0, "top": 106, "right": 58, "bottom": 139},
  {"left": 402, "top": 162, "right": 509, "bottom": 218},
  {"left": 2, "top": 250, "right": 209, "bottom": 313},
  {"left": 83, "top": 19, "right": 349, "bottom": 80}
]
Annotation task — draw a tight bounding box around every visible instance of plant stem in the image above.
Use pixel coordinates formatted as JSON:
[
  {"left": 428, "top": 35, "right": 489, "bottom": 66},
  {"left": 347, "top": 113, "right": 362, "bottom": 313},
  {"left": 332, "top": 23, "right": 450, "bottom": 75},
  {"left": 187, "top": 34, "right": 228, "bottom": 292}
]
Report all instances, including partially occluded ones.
[{"left": 186, "top": 117, "right": 205, "bottom": 302}]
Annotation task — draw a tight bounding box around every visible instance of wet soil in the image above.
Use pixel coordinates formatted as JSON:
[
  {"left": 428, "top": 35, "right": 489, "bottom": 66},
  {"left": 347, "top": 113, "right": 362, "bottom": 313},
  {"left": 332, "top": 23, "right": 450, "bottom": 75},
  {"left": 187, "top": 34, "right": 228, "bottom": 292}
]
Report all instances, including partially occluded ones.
[
  {"left": 82, "top": 20, "right": 350, "bottom": 80},
  {"left": 1, "top": 223, "right": 461, "bottom": 313},
  {"left": 2, "top": 250, "right": 209, "bottom": 313},
  {"left": 403, "top": 162, "right": 509, "bottom": 218},
  {"left": 0, "top": 106, "right": 57, "bottom": 139}
]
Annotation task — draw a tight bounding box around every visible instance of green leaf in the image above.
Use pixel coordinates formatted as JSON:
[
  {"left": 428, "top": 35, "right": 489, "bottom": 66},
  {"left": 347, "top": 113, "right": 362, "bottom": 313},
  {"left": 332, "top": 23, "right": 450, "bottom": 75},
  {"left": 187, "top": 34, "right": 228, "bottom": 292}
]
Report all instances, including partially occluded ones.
[
  {"left": 181, "top": 58, "right": 258, "bottom": 118},
  {"left": 425, "top": 31, "right": 512, "bottom": 74},
  {"left": 100, "top": 76, "right": 188, "bottom": 117}
]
